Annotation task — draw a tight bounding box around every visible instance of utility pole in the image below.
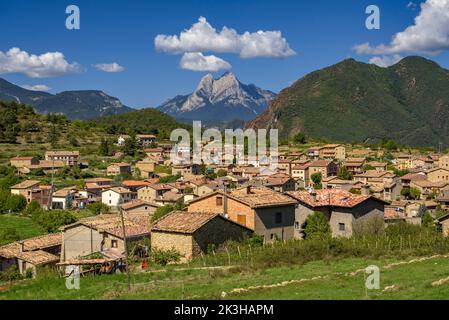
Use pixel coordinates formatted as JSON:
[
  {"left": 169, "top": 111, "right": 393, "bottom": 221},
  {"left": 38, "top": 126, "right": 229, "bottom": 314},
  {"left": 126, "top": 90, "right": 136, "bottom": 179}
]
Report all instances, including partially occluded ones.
[{"left": 119, "top": 208, "right": 131, "bottom": 291}]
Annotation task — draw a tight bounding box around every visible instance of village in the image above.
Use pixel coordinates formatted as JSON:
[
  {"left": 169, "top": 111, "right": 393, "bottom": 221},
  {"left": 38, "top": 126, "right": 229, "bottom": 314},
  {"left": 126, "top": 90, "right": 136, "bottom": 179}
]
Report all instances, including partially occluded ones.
[{"left": 1, "top": 132, "right": 449, "bottom": 282}]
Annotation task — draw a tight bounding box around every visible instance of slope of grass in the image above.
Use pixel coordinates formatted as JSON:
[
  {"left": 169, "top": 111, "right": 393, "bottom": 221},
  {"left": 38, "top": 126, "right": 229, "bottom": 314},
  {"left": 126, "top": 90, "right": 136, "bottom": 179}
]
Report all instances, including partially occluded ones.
[
  {"left": 2, "top": 256, "right": 449, "bottom": 300},
  {"left": 0, "top": 215, "right": 46, "bottom": 245}
]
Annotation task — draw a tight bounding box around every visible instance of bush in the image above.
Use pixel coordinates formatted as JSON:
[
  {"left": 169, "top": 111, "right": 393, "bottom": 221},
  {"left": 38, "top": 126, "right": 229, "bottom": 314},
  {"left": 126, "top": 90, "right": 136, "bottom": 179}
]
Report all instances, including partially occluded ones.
[
  {"left": 86, "top": 203, "right": 110, "bottom": 215},
  {"left": 25, "top": 200, "right": 41, "bottom": 216},
  {"left": 151, "top": 205, "right": 175, "bottom": 223},
  {"left": 353, "top": 214, "right": 385, "bottom": 237},
  {"left": 151, "top": 248, "right": 181, "bottom": 266},
  {"left": 5, "top": 194, "right": 27, "bottom": 213},
  {"left": 0, "top": 265, "right": 23, "bottom": 282},
  {"left": 32, "top": 210, "right": 77, "bottom": 233},
  {"left": 303, "top": 211, "right": 331, "bottom": 240}
]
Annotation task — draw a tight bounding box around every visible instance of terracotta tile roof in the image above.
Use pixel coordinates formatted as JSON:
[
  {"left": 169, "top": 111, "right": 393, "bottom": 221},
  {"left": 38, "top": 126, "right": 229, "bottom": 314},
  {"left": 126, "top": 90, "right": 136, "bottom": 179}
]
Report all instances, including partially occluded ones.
[
  {"left": 120, "top": 200, "right": 158, "bottom": 210},
  {"left": 11, "top": 156, "right": 35, "bottom": 160},
  {"left": 106, "top": 187, "right": 133, "bottom": 194},
  {"left": 17, "top": 250, "right": 59, "bottom": 265},
  {"left": 400, "top": 173, "right": 427, "bottom": 181},
  {"left": 62, "top": 214, "right": 150, "bottom": 239},
  {"left": 38, "top": 160, "right": 66, "bottom": 168},
  {"left": 108, "top": 162, "right": 131, "bottom": 167},
  {"left": 229, "top": 187, "right": 296, "bottom": 208},
  {"left": 308, "top": 160, "right": 332, "bottom": 167},
  {"left": 85, "top": 182, "right": 102, "bottom": 189},
  {"left": 122, "top": 180, "right": 152, "bottom": 187},
  {"left": 0, "top": 233, "right": 62, "bottom": 259},
  {"left": 85, "top": 178, "right": 113, "bottom": 183},
  {"left": 46, "top": 151, "right": 79, "bottom": 156},
  {"left": 151, "top": 211, "right": 219, "bottom": 234},
  {"left": 157, "top": 191, "right": 183, "bottom": 202},
  {"left": 10, "top": 180, "right": 40, "bottom": 189},
  {"left": 287, "top": 189, "right": 374, "bottom": 208},
  {"left": 144, "top": 147, "right": 164, "bottom": 153},
  {"left": 411, "top": 180, "right": 449, "bottom": 188},
  {"left": 265, "top": 173, "right": 293, "bottom": 186}
]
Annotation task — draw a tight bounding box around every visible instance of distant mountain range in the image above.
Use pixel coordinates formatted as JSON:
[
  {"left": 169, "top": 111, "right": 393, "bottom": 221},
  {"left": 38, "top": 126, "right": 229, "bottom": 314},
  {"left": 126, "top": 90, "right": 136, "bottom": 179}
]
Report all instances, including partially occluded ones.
[
  {"left": 157, "top": 72, "right": 276, "bottom": 123},
  {"left": 247, "top": 56, "right": 449, "bottom": 148},
  {"left": 0, "top": 78, "right": 133, "bottom": 120}
]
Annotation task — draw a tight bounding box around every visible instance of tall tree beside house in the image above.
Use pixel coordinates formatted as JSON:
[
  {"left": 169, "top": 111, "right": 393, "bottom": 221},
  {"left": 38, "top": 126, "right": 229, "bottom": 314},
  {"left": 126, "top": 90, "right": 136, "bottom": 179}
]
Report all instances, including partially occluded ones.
[
  {"left": 311, "top": 173, "right": 322, "bottom": 189},
  {"left": 48, "top": 124, "right": 58, "bottom": 147},
  {"left": 123, "top": 132, "right": 139, "bottom": 156},
  {"left": 303, "top": 211, "right": 332, "bottom": 240},
  {"left": 99, "top": 138, "right": 111, "bottom": 156},
  {"left": 337, "top": 166, "right": 353, "bottom": 180}
]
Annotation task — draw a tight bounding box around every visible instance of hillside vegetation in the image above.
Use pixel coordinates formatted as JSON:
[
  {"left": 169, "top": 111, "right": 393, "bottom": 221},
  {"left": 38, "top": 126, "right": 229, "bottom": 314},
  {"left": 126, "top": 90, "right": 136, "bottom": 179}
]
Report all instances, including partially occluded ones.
[{"left": 247, "top": 56, "right": 449, "bottom": 147}]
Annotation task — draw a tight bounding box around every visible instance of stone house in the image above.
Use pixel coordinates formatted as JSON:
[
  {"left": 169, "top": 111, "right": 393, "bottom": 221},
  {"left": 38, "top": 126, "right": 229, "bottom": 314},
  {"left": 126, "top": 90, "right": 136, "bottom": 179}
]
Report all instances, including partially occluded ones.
[
  {"left": 10, "top": 180, "right": 41, "bottom": 203},
  {"left": 135, "top": 159, "right": 156, "bottom": 178},
  {"left": 0, "top": 233, "right": 61, "bottom": 277},
  {"left": 60, "top": 214, "right": 151, "bottom": 263},
  {"left": 151, "top": 211, "right": 253, "bottom": 261},
  {"left": 319, "top": 144, "right": 346, "bottom": 161},
  {"left": 438, "top": 213, "right": 449, "bottom": 237},
  {"left": 343, "top": 158, "right": 366, "bottom": 175},
  {"left": 307, "top": 160, "right": 338, "bottom": 185},
  {"left": 106, "top": 163, "right": 132, "bottom": 176},
  {"left": 286, "top": 189, "right": 386, "bottom": 238},
  {"left": 10, "top": 156, "right": 39, "bottom": 169},
  {"left": 187, "top": 186, "right": 297, "bottom": 242},
  {"left": 51, "top": 187, "right": 76, "bottom": 210},
  {"left": 120, "top": 200, "right": 159, "bottom": 216},
  {"left": 426, "top": 168, "right": 449, "bottom": 183},
  {"left": 45, "top": 151, "right": 80, "bottom": 166},
  {"left": 137, "top": 183, "right": 172, "bottom": 202},
  {"left": 264, "top": 173, "right": 296, "bottom": 192}
]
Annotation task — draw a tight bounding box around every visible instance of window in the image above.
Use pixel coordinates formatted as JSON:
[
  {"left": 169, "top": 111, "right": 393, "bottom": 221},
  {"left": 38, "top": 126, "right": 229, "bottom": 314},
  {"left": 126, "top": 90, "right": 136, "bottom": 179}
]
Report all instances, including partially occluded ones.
[
  {"left": 295, "top": 221, "right": 300, "bottom": 229},
  {"left": 275, "top": 212, "right": 282, "bottom": 224},
  {"left": 339, "top": 223, "right": 345, "bottom": 231},
  {"left": 216, "top": 196, "right": 223, "bottom": 206},
  {"left": 111, "top": 240, "right": 118, "bottom": 248},
  {"left": 270, "top": 233, "right": 275, "bottom": 240}
]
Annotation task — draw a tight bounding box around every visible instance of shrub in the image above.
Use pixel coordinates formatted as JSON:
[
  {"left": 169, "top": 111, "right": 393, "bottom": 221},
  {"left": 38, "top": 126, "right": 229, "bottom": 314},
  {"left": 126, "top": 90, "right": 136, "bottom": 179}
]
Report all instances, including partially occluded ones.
[
  {"left": 0, "top": 265, "right": 23, "bottom": 282},
  {"left": 303, "top": 211, "right": 331, "bottom": 240},
  {"left": 25, "top": 200, "right": 41, "bottom": 216},
  {"left": 5, "top": 194, "right": 27, "bottom": 213},
  {"left": 151, "top": 205, "right": 175, "bottom": 223},
  {"left": 32, "top": 210, "right": 77, "bottom": 233},
  {"left": 87, "top": 203, "right": 110, "bottom": 215},
  {"left": 151, "top": 248, "right": 181, "bottom": 266},
  {"left": 353, "top": 214, "right": 385, "bottom": 237}
]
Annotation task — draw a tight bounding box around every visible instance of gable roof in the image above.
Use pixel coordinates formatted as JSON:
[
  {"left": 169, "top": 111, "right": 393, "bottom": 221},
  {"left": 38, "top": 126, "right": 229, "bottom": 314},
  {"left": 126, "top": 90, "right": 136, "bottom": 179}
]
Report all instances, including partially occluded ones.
[
  {"left": 287, "top": 189, "right": 385, "bottom": 208},
  {"left": 10, "top": 180, "right": 40, "bottom": 189},
  {"left": 120, "top": 200, "right": 158, "bottom": 210}
]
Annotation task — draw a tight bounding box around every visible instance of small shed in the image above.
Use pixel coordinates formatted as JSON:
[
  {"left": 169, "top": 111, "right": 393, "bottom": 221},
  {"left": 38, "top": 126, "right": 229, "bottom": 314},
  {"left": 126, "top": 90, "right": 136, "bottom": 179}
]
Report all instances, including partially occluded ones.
[{"left": 151, "top": 211, "right": 253, "bottom": 261}]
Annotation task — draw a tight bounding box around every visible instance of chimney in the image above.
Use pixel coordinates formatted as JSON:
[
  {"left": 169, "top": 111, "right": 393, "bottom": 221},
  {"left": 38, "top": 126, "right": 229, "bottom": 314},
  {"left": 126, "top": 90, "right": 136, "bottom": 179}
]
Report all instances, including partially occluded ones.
[
  {"left": 19, "top": 241, "right": 24, "bottom": 253},
  {"left": 361, "top": 184, "right": 370, "bottom": 196},
  {"left": 246, "top": 185, "right": 252, "bottom": 195},
  {"left": 311, "top": 191, "right": 317, "bottom": 203}
]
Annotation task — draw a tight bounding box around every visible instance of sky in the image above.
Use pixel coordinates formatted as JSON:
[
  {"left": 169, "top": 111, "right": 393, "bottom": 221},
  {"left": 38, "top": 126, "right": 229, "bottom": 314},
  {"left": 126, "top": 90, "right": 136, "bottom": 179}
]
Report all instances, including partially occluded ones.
[{"left": 1, "top": 0, "right": 449, "bottom": 108}]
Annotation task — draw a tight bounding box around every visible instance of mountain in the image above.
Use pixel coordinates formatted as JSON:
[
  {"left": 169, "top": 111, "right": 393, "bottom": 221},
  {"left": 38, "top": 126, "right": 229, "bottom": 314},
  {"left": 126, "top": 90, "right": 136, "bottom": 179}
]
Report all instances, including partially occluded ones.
[
  {"left": 0, "top": 78, "right": 133, "bottom": 120},
  {"left": 247, "top": 56, "right": 449, "bottom": 148},
  {"left": 157, "top": 72, "right": 276, "bottom": 123}
]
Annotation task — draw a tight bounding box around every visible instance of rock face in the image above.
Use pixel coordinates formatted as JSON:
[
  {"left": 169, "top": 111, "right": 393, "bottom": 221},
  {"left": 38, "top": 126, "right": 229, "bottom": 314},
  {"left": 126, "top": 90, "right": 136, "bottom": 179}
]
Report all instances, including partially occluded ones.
[
  {"left": 246, "top": 56, "right": 449, "bottom": 147},
  {"left": 0, "top": 78, "right": 133, "bottom": 119},
  {"left": 158, "top": 72, "right": 276, "bottom": 123}
]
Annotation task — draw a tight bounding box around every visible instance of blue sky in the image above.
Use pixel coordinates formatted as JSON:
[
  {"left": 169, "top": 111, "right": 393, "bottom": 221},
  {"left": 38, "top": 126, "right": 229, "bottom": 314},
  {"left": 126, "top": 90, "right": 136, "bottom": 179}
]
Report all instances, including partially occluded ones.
[{"left": 1, "top": 0, "right": 448, "bottom": 108}]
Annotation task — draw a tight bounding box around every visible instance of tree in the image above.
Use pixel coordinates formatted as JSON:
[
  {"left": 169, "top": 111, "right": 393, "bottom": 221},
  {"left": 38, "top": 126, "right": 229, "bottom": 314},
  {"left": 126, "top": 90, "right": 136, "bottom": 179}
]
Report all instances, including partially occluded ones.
[
  {"left": 25, "top": 200, "right": 41, "bottom": 216},
  {"left": 311, "top": 173, "right": 322, "bottom": 189},
  {"left": 303, "top": 211, "right": 331, "bottom": 240},
  {"left": 48, "top": 124, "right": 59, "bottom": 147},
  {"left": 151, "top": 205, "right": 175, "bottom": 223},
  {"left": 409, "top": 187, "right": 421, "bottom": 200},
  {"left": 87, "top": 203, "right": 110, "bottom": 215},
  {"left": 99, "top": 138, "right": 110, "bottom": 156},
  {"left": 337, "top": 166, "right": 353, "bottom": 180},
  {"left": 32, "top": 210, "right": 77, "bottom": 233},
  {"left": 293, "top": 132, "right": 307, "bottom": 145},
  {"left": 217, "top": 169, "right": 228, "bottom": 177},
  {"left": 5, "top": 194, "right": 27, "bottom": 213},
  {"left": 123, "top": 133, "right": 138, "bottom": 156},
  {"left": 422, "top": 212, "right": 435, "bottom": 229}
]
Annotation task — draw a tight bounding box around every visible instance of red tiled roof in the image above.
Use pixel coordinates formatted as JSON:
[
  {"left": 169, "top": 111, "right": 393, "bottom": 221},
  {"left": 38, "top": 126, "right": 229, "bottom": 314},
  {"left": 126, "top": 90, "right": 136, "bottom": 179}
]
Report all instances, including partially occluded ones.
[{"left": 287, "top": 189, "right": 373, "bottom": 208}]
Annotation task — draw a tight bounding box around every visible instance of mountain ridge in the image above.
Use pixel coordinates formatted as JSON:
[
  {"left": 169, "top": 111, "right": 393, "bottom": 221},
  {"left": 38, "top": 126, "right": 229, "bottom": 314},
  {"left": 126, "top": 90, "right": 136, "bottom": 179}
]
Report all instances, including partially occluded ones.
[
  {"left": 0, "top": 78, "right": 133, "bottom": 120},
  {"left": 246, "top": 56, "right": 449, "bottom": 147},
  {"left": 157, "top": 72, "right": 276, "bottom": 123}
]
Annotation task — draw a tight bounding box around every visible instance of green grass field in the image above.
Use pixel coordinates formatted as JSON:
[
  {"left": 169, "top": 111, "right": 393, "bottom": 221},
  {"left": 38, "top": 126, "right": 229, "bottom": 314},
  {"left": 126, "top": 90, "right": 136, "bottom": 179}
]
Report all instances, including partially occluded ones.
[
  {"left": 1, "top": 255, "right": 449, "bottom": 300},
  {"left": 0, "top": 215, "right": 46, "bottom": 245}
]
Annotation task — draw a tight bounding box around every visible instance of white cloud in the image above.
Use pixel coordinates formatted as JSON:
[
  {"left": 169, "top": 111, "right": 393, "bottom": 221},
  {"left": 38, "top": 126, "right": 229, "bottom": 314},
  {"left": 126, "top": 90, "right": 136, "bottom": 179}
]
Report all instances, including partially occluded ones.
[
  {"left": 0, "top": 47, "right": 82, "bottom": 78},
  {"left": 21, "top": 84, "right": 51, "bottom": 92},
  {"left": 155, "top": 16, "right": 295, "bottom": 58},
  {"left": 369, "top": 55, "right": 403, "bottom": 67},
  {"left": 179, "top": 52, "right": 231, "bottom": 72},
  {"left": 93, "top": 62, "right": 124, "bottom": 73},
  {"left": 354, "top": 0, "right": 449, "bottom": 55},
  {"left": 407, "top": 1, "right": 418, "bottom": 10}
]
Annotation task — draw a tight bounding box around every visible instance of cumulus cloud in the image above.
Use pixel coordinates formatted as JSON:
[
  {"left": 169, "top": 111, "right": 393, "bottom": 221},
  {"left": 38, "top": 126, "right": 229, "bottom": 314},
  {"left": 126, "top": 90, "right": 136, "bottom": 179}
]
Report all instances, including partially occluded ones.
[
  {"left": 0, "top": 47, "right": 82, "bottom": 78},
  {"left": 179, "top": 52, "right": 231, "bottom": 72},
  {"left": 93, "top": 62, "right": 124, "bottom": 73},
  {"left": 21, "top": 84, "right": 51, "bottom": 92},
  {"left": 369, "top": 55, "right": 404, "bottom": 67},
  {"left": 155, "top": 16, "right": 295, "bottom": 58},
  {"left": 407, "top": 1, "right": 418, "bottom": 10},
  {"left": 354, "top": 0, "right": 449, "bottom": 55}
]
